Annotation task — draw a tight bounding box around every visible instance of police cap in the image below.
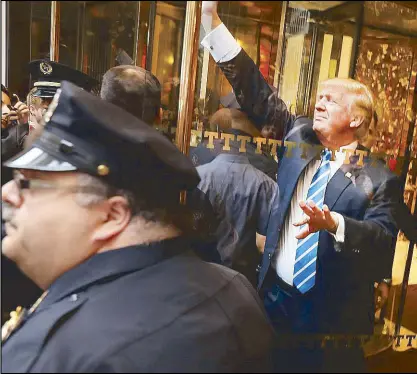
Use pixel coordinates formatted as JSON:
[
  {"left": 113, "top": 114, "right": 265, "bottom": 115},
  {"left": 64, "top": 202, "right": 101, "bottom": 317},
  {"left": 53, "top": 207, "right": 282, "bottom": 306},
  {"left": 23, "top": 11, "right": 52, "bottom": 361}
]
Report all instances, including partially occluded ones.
[
  {"left": 4, "top": 81, "right": 200, "bottom": 197},
  {"left": 28, "top": 60, "right": 99, "bottom": 98}
]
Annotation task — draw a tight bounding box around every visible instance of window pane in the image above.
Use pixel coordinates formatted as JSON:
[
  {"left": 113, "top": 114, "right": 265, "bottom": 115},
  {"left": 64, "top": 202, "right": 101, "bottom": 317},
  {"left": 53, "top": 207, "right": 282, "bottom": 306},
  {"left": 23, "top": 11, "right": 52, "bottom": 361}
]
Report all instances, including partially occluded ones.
[
  {"left": 30, "top": 1, "right": 51, "bottom": 61},
  {"left": 7, "top": 1, "right": 51, "bottom": 97},
  {"left": 278, "top": 1, "right": 362, "bottom": 116},
  {"left": 149, "top": 1, "right": 186, "bottom": 141},
  {"left": 8, "top": 1, "right": 31, "bottom": 98},
  {"left": 59, "top": 2, "right": 82, "bottom": 69},
  {"left": 81, "top": 1, "right": 139, "bottom": 82},
  {"left": 192, "top": 1, "right": 283, "bottom": 139},
  {"left": 355, "top": 28, "right": 415, "bottom": 159}
]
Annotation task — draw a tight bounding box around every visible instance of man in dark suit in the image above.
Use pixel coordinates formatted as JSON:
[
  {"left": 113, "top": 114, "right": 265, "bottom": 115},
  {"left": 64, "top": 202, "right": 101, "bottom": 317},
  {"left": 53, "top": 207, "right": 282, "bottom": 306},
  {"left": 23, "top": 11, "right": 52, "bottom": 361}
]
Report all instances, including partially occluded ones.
[
  {"left": 200, "top": 2, "right": 409, "bottom": 371},
  {"left": 1, "top": 81, "right": 275, "bottom": 373}
]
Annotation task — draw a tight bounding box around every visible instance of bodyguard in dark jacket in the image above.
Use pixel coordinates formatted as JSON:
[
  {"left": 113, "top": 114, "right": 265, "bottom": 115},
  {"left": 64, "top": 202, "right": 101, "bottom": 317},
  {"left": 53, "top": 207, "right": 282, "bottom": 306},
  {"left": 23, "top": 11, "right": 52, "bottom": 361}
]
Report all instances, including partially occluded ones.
[{"left": 1, "top": 82, "right": 275, "bottom": 373}]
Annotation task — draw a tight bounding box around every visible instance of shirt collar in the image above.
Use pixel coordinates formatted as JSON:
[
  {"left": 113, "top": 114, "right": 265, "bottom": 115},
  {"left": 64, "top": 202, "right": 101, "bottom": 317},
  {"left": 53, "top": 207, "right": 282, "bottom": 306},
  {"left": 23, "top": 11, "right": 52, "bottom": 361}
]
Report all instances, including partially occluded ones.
[
  {"left": 42, "top": 236, "right": 190, "bottom": 308},
  {"left": 334, "top": 140, "right": 358, "bottom": 165}
]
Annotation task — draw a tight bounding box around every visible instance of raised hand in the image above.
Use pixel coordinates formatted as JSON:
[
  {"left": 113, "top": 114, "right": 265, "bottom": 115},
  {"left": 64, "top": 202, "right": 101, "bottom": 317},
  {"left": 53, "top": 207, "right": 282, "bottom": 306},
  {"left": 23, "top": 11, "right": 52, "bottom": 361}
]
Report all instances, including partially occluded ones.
[
  {"left": 201, "top": 1, "right": 221, "bottom": 33},
  {"left": 293, "top": 200, "right": 339, "bottom": 240},
  {"left": 202, "top": 1, "right": 218, "bottom": 16}
]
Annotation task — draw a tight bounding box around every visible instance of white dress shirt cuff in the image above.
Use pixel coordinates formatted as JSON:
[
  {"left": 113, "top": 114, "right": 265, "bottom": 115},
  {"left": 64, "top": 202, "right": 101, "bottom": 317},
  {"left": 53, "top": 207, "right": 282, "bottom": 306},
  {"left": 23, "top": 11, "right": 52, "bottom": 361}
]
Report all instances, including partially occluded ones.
[
  {"left": 329, "top": 212, "right": 345, "bottom": 243},
  {"left": 201, "top": 23, "right": 241, "bottom": 63}
]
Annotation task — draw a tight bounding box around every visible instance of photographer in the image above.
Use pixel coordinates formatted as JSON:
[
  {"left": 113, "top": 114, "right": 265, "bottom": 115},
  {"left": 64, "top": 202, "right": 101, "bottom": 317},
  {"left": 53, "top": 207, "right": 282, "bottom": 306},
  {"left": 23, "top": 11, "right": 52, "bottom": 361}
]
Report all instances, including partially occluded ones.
[{"left": 2, "top": 84, "right": 29, "bottom": 185}]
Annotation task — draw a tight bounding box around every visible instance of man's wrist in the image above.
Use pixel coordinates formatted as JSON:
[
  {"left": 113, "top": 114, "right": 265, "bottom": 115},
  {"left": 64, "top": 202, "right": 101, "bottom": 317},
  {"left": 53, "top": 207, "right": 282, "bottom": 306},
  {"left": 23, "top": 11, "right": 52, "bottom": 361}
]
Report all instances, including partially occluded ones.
[
  {"left": 211, "top": 14, "right": 221, "bottom": 29},
  {"left": 201, "top": 11, "right": 221, "bottom": 34},
  {"left": 329, "top": 212, "right": 339, "bottom": 234}
]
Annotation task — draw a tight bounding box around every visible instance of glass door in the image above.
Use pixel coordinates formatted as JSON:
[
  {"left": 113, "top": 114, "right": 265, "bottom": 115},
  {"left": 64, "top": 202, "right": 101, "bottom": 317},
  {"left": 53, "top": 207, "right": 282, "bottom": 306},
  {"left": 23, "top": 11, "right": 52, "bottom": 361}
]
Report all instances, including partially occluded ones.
[{"left": 282, "top": 1, "right": 364, "bottom": 116}]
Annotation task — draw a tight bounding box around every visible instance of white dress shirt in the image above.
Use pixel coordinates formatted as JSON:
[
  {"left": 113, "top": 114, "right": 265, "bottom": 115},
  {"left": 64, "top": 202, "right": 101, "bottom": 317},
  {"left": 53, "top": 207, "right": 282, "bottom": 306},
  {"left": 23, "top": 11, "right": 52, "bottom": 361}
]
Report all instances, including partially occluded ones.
[
  {"left": 201, "top": 22, "right": 356, "bottom": 285},
  {"left": 273, "top": 144, "right": 356, "bottom": 284}
]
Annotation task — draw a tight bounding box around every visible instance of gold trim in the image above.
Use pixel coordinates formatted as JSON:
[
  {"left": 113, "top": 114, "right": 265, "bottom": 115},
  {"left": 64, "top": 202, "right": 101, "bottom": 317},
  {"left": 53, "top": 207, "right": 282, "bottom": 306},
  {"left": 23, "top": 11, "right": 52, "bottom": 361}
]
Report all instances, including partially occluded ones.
[
  {"left": 50, "top": 1, "right": 60, "bottom": 62},
  {"left": 175, "top": 1, "right": 201, "bottom": 156},
  {"left": 174, "top": 1, "right": 201, "bottom": 205}
]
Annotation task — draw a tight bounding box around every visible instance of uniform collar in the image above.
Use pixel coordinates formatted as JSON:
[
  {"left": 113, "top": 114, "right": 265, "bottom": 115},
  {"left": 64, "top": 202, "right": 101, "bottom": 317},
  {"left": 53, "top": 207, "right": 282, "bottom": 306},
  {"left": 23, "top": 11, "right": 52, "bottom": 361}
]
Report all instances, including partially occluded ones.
[
  {"left": 213, "top": 153, "right": 251, "bottom": 164},
  {"left": 42, "top": 236, "right": 189, "bottom": 308}
]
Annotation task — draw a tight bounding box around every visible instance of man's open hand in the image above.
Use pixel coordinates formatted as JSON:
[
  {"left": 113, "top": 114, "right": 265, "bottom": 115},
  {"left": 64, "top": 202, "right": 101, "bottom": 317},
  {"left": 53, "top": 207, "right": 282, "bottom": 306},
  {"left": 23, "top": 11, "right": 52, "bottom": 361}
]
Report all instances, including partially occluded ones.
[{"left": 293, "top": 200, "right": 339, "bottom": 240}]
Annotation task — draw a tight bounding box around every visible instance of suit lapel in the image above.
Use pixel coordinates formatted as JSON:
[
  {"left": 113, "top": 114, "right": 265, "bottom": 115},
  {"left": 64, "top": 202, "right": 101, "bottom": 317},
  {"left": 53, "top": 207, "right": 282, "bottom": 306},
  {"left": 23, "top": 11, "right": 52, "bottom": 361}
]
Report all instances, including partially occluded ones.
[
  {"left": 324, "top": 154, "right": 363, "bottom": 210},
  {"left": 324, "top": 168, "right": 353, "bottom": 210}
]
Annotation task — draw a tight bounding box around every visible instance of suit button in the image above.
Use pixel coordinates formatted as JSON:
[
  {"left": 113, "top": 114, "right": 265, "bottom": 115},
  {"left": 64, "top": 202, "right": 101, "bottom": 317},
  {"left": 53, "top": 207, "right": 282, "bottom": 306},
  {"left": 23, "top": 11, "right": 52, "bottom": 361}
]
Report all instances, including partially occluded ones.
[
  {"left": 70, "top": 294, "right": 78, "bottom": 302},
  {"left": 256, "top": 265, "right": 261, "bottom": 273},
  {"left": 268, "top": 253, "right": 272, "bottom": 260}
]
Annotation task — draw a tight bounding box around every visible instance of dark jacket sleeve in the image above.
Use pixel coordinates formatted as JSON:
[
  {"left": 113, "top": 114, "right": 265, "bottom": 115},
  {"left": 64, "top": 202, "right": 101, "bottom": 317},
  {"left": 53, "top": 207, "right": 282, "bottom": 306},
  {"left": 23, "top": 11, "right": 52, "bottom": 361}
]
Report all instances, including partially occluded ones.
[
  {"left": 343, "top": 175, "right": 403, "bottom": 277},
  {"left": 1, "top": 122, "right": 29, "bottom": 161},
  {"left": 217, "top": 49, "right": 295, "bottom": 138},
  {"left": 393, "top": 200, "right": 417, "bottom": 243}
]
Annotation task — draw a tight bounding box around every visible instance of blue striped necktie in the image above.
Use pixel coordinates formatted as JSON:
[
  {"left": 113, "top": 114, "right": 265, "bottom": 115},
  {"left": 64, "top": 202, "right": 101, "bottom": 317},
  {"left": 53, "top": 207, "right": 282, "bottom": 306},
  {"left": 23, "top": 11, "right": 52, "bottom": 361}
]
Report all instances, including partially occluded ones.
[{"left": 293, "top": 149, "right": 332, "bottom": 294}]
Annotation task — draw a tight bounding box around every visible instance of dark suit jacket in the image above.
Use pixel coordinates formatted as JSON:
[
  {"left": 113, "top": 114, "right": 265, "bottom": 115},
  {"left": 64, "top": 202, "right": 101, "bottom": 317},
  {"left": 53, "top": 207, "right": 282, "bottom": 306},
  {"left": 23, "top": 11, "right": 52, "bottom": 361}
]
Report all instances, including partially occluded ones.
[
  {"left": 2, "top": 238, "right": 275, "bottom": 373},
  {"left": 217, "top": 50, "right": 408, "bottom": 334}
]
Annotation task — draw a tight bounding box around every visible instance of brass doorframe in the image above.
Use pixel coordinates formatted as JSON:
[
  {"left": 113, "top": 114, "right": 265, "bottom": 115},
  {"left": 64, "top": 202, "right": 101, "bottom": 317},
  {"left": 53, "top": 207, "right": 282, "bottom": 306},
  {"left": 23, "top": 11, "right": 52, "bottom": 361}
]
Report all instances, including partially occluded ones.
[
  {"left": 50, "top": 1, "right": 60, "bottom": 62},
  {"left": 175, "top": 1, "right": 201, "bottom": 156}
]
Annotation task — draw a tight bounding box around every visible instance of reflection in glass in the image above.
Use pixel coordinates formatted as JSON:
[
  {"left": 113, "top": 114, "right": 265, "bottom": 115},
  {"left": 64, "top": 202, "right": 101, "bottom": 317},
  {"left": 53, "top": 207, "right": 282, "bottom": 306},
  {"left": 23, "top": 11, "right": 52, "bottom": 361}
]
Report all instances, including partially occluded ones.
[
  {"left": 192, "top": 1, "right": 283, "bottom": 139},
  {"left": 149, "top": 1, "right": 186, "bottom": 141},
  {"left": 278, "top": 1, "right": 359, "bottom": 116},
  {"left": 81, "top": 1, "right": 138, "bottom": 82},
  {"left": 355, "top": 29, "right": 415, "bottom": 159},
  {"left": 59, "top": 2, "right": 82, "bottom": 69},
  {"left": 30, "top": 1, "right": 52, "bottom": 61}
]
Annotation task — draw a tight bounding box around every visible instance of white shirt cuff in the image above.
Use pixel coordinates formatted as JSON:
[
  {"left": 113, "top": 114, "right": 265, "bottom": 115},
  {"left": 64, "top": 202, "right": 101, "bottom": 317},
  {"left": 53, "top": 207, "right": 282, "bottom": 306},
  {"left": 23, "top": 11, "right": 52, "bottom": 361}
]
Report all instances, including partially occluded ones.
[
  {"left": 329, "top": 213, "right": 345, "bottom": 243},
  {"left": 201, "top": 23, "right": 241, "bottom": 63}
]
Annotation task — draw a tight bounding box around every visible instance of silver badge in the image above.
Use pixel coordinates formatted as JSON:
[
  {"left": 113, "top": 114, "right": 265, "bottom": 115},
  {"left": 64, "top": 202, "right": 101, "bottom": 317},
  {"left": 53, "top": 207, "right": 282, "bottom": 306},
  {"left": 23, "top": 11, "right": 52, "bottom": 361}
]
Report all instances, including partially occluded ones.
[
  {"left": 40, "top": 61, "right": 53, "bottom": 75},
  {"left": 43, "top": 88, "right": 61, "bottom": 124}
]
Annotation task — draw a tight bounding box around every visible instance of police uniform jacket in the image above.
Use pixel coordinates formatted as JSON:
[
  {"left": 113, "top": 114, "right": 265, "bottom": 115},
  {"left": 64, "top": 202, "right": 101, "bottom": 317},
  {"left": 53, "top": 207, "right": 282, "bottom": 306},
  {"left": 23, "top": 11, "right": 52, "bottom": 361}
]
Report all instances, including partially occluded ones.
[{"left": 2, "top": 237, "right": 275, "bottom": 373}]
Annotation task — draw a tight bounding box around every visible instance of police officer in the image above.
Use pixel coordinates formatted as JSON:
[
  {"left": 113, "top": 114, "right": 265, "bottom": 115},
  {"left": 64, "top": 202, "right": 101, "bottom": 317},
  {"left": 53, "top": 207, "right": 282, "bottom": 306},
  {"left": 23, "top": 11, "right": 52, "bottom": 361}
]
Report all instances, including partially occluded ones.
[
  {"left": 27, "top": 60, "right": 98, "bottom": 131},
  {"left": 1, "top": 81, "right": 275, "bottom": 373},
  {"left": 1, "top": 84, "right": 39, "bottom": 326},
  {"left": 2, "top": 63, "right": 98, "bottom": 325}
]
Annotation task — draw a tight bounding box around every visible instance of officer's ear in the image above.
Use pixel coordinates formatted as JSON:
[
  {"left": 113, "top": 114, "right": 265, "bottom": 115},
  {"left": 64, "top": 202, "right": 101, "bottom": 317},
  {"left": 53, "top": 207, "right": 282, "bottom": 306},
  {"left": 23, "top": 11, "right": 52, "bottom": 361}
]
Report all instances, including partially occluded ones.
[{"left": 91, "top": 196, "right": 132, "bottom": 242}]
